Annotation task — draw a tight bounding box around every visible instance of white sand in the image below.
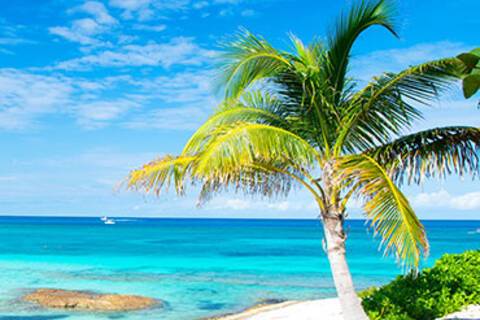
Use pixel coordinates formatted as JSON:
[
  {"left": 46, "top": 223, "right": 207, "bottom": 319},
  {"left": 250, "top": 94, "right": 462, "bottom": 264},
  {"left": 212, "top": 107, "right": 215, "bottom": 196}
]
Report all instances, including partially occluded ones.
[
  {"left": 213, "top": 298, "right": 342, "bottom": 320},
  {"left": 214, "top": 299, "right": 480, "bottom": 320}
]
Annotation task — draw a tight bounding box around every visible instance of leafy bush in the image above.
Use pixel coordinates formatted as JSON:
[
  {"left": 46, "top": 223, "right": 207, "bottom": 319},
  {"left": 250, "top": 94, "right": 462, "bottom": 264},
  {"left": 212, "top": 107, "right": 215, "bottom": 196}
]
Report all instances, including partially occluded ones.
[{"left": 360, "top": 250, "right": 480, "bottom": 320}]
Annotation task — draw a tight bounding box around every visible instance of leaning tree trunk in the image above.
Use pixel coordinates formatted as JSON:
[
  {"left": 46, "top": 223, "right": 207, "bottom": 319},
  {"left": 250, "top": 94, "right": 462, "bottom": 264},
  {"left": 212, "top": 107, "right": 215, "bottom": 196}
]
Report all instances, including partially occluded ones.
[{"left": 323, "top": 215, "right": 369, "bottom": 320}]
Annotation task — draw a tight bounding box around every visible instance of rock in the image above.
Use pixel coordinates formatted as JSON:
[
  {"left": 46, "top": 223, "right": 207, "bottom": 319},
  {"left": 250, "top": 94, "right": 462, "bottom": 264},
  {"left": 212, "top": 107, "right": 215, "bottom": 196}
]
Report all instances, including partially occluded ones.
[{"left": 23, "top": 288, "right": 159, "bottom": 311}]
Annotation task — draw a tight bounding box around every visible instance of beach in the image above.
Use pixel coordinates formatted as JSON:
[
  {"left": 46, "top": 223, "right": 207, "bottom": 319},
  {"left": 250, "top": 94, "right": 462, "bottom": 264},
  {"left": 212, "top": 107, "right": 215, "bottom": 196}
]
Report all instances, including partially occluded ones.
[
  {"left": 0, "top": 217, "right": 479, "bottom": 319},
  {"left": 211, "top": 298, "right": 342, "bottom": 320},
  {"left": 212, "top": 299, "right": 480, "bottom": 320}
]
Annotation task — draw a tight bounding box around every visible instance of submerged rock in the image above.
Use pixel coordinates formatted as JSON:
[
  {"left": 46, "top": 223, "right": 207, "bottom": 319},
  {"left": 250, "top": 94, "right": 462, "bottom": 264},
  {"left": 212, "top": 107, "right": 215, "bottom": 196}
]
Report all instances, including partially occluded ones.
[{"left": 24, "top": 288, "right": 158, "bottom": 311}]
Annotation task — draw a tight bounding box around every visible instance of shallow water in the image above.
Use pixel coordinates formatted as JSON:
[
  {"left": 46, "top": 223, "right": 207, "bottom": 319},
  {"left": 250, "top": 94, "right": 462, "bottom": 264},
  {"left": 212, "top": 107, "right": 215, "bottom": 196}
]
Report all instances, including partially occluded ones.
[{"left": 0, "top": 217, "right": 478, "bottom": 319}]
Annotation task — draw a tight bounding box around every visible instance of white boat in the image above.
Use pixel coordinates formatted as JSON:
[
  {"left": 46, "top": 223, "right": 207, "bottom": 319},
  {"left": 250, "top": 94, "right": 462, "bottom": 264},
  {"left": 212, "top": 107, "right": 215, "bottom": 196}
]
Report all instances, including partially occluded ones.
[
  {"left": 104, "top": 219, "right": 116, "bottom": 225},
  {"left": 100, "top": 216, "right": 108, "bottom": 222}
]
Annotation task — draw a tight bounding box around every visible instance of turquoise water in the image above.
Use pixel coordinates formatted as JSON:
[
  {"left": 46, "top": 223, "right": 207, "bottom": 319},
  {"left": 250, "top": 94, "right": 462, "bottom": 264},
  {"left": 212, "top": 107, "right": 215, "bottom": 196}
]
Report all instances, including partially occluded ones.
[{"left": 0, "top": 217, "right": 478, "bottom": 320}]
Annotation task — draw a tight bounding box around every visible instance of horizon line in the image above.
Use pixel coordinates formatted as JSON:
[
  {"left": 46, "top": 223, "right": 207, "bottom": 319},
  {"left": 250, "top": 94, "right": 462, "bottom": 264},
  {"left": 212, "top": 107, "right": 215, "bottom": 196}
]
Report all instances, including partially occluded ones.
[{"left": 0, "top": 214, "right": 479, "bottom": 221}]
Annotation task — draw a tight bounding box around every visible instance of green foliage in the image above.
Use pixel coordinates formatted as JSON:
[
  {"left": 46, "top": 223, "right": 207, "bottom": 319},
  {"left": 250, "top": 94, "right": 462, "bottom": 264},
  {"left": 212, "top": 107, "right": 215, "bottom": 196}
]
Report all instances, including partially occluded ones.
[
  {"left": 457, "top": 48, "right": 480, "bottom": 99},
  {"left": 361, "top": 251, "right": 480, "bottom": 320}
]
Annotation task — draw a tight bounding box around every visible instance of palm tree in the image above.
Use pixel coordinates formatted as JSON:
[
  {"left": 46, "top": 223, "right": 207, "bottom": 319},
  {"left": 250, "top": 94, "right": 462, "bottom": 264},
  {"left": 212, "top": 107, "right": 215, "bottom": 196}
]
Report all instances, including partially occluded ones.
[{"left": 126, "top": 1, "right": 479, "bottom": 319}]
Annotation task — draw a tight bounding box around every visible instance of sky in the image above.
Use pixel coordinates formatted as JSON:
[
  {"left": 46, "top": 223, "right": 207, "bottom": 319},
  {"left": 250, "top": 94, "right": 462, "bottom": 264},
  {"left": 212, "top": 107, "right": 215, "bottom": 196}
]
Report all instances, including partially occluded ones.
[{"left": 0, "top": 0, "right": 479, "bottom": 219}]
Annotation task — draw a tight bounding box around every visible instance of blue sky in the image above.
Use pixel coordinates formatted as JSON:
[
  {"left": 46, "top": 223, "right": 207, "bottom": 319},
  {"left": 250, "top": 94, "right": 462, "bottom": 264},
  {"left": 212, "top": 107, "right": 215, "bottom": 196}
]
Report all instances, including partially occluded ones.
[{"left": 0, "top": 0, "right": 479, "bottom": 219}]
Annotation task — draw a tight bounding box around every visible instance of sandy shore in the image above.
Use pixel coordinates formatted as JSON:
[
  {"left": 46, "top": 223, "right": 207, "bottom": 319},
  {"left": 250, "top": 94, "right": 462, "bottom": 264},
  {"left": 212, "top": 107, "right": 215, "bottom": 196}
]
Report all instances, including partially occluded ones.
[
  {"left": 211, "top": 299, "right": 480, "bottom": 320},
  {"left": 210, "top": 298, "right": 342, "bottom": 320}
]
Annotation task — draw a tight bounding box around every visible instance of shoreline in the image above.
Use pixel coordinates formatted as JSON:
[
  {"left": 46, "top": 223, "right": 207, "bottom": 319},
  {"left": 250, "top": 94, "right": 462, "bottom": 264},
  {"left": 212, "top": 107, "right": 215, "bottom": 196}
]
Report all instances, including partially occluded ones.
[
  {"left": 209, "top": 299, "right": 480, "bottom": 320},
  {"left": 208, "top": 298, "right": 342, "bottom": 320}
]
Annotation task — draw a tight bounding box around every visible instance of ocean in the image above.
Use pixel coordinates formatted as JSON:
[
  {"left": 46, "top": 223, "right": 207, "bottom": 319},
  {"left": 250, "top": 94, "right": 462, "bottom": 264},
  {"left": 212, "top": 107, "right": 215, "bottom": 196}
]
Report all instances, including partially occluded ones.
[{"left": 0, "top": 217, "right": 478, "bottom": 319}]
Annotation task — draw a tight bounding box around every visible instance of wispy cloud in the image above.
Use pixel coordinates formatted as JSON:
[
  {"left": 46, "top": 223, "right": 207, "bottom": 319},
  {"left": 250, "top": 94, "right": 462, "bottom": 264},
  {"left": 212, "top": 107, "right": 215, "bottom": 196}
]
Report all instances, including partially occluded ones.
[
  {"left": 240, "top": 9, "right": 256, "bottom": 17},
  {"left": 107, "top": 0, "right": 254, "bottom": 21},
  {"left": 204, "top": 197, "right": 318, "bottom": 214},
  {"left": 412, "top": 189, "right": 480, "bottom": 210},
  {"left": 78, "top": 1, "right": 118, "bottom": 25},
  {"left": 351, "top": 41, "right": 471, "bottom": 82},
  {"left": 109, "top": 0, "right": 189, "bottom": 21},
  {"left": 0, "top": 19, "right": 34, "bottom": 53},
  {"left": 206, "top": 196, "right": 317, "bottom": 212},
  {"left": 0, "top": 69, "right": 142, "bottom": 130},
  {"left": 0, "top": 38, "right": 33, "bottom": 45},
  {"left": 0, "top": 69, "right": 73, "bottom": 130},
  {"left": 0, "top": 65, "right": 218, "bottom": 131},
  {"left": 75, "top": 99, "right": 140, "bottom": 129},
  {"left": 124, "top": 70, "right": 217, "bottom": 130},
  {"left": 125, "top": 106, "right": 210, "bottom": 130},
  {"left": 54, "top": 37, "right": 217, "bottom": 70},
  {"left": 49, "top": 1, "right": 117, "bottom": 46},
  {"left": 133, "top": 24, "right": 167, "bottom": 32},
  {"left": 136, "top": 70, "right": 215, "bottom": 103}
]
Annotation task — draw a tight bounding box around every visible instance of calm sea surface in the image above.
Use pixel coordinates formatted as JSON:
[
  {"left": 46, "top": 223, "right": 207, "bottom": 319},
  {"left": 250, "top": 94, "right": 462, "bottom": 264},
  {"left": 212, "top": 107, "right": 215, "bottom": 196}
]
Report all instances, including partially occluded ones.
[{"left": 0, "top": 217, "right": 478, "bottom": 319}]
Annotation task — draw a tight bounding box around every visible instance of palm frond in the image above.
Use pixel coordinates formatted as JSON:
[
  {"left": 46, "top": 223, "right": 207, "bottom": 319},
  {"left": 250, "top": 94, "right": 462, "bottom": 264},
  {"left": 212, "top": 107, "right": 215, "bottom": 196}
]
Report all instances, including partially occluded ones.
[
  {"left": 337, "top": 154, "right": 428, "bottom": 270},
  {"left": 182, "top": 91, "right": 289, "bottom": 156},
  {"left": 219, "top": 29, "right": 292, "bottom": 98},
  {"left": 126, "top": 155, "right": 196, "bottom": 196},
  {"left": 193, "top": 122, "right": 322, "bottom": 178},
  {"left": 326, "top": 0, "right": 398, "bottom": 103},
  {"left": 336, "top": 58, "right": 464, "bottom": 154},
  {"left": 369, "top": 126, "right": 480, "bottom": 185},
  {"left": 196, "top": 160, "right": 307, "bottom": 205}
]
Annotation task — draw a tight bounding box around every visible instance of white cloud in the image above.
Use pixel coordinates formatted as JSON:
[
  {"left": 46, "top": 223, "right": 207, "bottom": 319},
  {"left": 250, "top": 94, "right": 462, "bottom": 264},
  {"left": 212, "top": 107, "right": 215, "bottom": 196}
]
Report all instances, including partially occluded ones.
[
  {"left": 241, "top": 9, "right": 256, "bottom": 17},
  {"left": 0, "top": 69, "right": 142, "bottom": 130},
  {"left": 75, "top": 99, "right": 140, "bottom": 129},
  {"left": 107, "top": 0, "right": 252, "bottom": 21},
  {"left": 138, "top": 70, "right": 214, "bottom": 102},
  {"left": 0, "top": 38, "right": 33, "bottom": 45},
  {"left": 51, "top": 18, "right": 107, "bottom": 44},
  {"left": 219, "top": 8, "right": 233, "bottom": 16},
  {"left": 412, "top": 189, "right": 480, "bottom": 210},
  {"left": 124, "top": 69, "right": 217, "bottom": 130},
  {"left": 79, "top": 1, "right": 117, "bottom": 25},
  {"left": 49, "top": 25, "right": 100, "bottom": 46},
  {"left": 55, "top": 37, "right": 217, "bottom": 70},
  {"left": 0, "top": 19, "right": 33, "bottom": 52},
  {"left": 193, "top": 1, "right": 209, "bottom": 9},
  {"left": 49, "top": 1, "right": 117, "bottom": 46},
  {"left": 351, "top": 41, "right": 471, "bottom": 82},
  {"left": 125, "top": 106, "right": 209, "bottom": 130},
  {"left": 450, "top": 192, "right": 480, "bottom": 210},
  {"left": 109, "top": 0, "right": 189, "bottom": 20},
  {"left": 207, "top": 197, "right": 316, "bottom": 212},
  {"left": 133, "top": 24, "right": 167, "bottom": 32},
  {"left": 0, "top": 69, "right": 73, "bottom": 130}
]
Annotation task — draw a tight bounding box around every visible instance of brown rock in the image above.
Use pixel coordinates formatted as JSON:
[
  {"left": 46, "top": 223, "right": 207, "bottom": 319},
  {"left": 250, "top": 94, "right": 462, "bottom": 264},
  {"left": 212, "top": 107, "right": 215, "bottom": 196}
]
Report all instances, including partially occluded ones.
[{"left": 24, "top": 288, "right": 158, "bottom": 311}]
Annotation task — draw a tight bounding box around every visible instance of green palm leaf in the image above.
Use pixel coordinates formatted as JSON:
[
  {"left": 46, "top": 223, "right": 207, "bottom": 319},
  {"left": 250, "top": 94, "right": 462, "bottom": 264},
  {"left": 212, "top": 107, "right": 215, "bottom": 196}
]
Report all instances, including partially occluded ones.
[
  {"left": 336, "top": 58, "right": 463, "bottom": 154},
  {"left": 127, "top": 155, "right": 196, "bottom": 196},
  {"left": 193, "top": 122, "right": 321, "bottom": 178},
  {"left": 182, "top": 91, "right": 288, "bottom": 156},
  {"left": 338, "top": 155, "right": 428, "bottom": 269},
  {"left": 219, "top": 29, "right": 292, "bottom": 98},
  {"left": 326, "top": 0, "right": 398, "bottom": 103},
  {"left": 369, "top": 126, "right": 480, "bottom": 185}
]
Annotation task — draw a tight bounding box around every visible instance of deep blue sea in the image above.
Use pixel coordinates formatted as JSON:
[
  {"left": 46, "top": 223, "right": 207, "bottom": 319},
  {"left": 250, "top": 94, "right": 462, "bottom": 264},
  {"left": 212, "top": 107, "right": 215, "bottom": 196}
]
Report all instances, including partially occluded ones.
[{"left": 0, "top": 217, "right": 478, "bottom": 320}]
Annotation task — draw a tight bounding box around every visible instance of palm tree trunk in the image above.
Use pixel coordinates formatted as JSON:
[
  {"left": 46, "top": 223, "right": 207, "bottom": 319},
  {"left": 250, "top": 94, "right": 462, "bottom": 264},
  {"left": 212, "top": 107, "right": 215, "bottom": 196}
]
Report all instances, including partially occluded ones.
[{"left": 323, "top": 215, "right": 369, "bottom": 320}]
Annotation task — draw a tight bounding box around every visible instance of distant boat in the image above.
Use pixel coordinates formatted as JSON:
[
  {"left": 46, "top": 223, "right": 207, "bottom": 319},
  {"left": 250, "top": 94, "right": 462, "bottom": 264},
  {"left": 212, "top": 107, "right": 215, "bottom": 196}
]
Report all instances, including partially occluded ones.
[
  {"left": 100, "top": 216, "right": 115, "bottom": 224},
  {"left": 104, "top": 219, "right": 116, "bottom": 225}
]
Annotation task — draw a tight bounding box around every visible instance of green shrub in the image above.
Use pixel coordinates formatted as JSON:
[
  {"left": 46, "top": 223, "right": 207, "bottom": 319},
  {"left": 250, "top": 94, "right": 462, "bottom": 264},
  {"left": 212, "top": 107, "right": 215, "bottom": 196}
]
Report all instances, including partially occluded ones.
[{"left": 360, "top": 250, "right": 480, "bottom": 320}]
